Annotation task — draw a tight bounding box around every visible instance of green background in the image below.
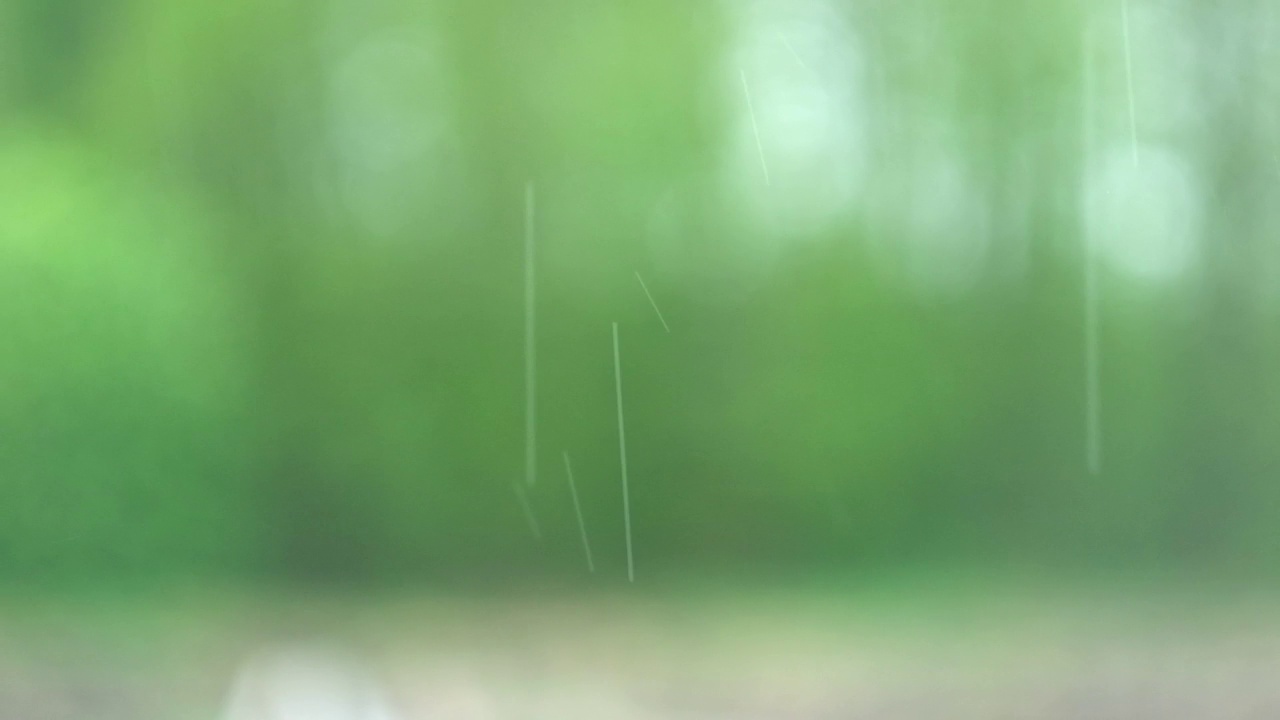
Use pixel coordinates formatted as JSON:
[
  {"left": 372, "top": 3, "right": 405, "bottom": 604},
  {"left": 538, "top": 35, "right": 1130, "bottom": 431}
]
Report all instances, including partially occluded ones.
[{"left": 1, "top": 0, "right": 1277, "bottom": 590}]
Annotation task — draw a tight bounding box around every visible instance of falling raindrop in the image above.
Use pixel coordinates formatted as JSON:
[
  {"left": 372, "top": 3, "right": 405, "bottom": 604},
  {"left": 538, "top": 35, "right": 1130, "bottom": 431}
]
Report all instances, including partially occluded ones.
[
  {"left": 1082, "top": 27, "right": 1103, "bottom": 476},
  {"left": 612, "top": 322, "right": 634, "bottom": 583},
  {"left": 525, "top": 182, "right": 537, "bottom": 488},
  {"left": 634, "top": 271, "right": 671, "bottom": 333},
  {"left": 563, "top": 451, "right": 595, "bottom": 572}
]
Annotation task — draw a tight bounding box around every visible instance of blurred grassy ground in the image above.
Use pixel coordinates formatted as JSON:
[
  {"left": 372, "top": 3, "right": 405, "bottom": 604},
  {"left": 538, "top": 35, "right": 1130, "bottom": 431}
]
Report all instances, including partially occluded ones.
[{"left": 5, "top": 574, "right": 1280, "bottom": 719}]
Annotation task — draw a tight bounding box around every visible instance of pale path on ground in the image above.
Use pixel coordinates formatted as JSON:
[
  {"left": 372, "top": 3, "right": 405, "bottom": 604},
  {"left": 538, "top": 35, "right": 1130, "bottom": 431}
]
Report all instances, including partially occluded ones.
[
  {"left": 8, "top": 593, "right": 1280, "bottom": 719},
  {"left": 219, "top": 646, "right": 403, "bottom": 720}
]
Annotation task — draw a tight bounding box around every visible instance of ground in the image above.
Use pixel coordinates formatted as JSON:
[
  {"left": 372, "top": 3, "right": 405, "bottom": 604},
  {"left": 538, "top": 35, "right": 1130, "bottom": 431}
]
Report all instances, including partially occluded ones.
[{"left": 3, "top": 579, "right": 1280, "bottom": 719}]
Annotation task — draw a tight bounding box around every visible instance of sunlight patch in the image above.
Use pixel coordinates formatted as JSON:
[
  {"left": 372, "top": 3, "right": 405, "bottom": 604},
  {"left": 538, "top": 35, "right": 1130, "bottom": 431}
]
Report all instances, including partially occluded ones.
[
  {"left": 721, "top": 0, "right": 867, "bottom": 241},
  {"left": 865, "top": 122, "right": 991, "bottom": 299},
  {"left": 328, "top": 30, "right": 459, "bottom": 238},
  {"left": 1086, "top": 145, "right": 1201, "bottom": 283}
]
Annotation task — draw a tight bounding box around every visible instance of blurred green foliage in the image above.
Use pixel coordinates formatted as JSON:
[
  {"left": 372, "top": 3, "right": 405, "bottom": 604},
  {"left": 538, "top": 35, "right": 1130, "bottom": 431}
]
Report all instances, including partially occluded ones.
[{"left": 0, "top": 0, "right": 1277, "bottom": 587}]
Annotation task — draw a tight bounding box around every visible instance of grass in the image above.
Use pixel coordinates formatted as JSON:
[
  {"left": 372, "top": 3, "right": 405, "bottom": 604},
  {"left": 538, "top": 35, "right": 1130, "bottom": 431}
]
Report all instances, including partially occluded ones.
[{"left": 4, "top": 571, "right": 1280, "bottom": 718}]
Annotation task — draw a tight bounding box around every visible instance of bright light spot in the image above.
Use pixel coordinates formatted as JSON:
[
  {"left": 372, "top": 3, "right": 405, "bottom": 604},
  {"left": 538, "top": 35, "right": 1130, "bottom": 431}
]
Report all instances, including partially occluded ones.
[
  {"left": 865, "top": 122, "right": 990, "bottom": 298},
  {"left": 329, "top": 32, "right": 457, "bottom": 237},
  {"left": 722, "top": 0, "right": 867, "bottom": 240},
  {"left": 1086, "top": 145, "right": 1201, "bottom": 282},
  {"left": 221, "top": 645, "right": 403, "bottom": 720}
]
